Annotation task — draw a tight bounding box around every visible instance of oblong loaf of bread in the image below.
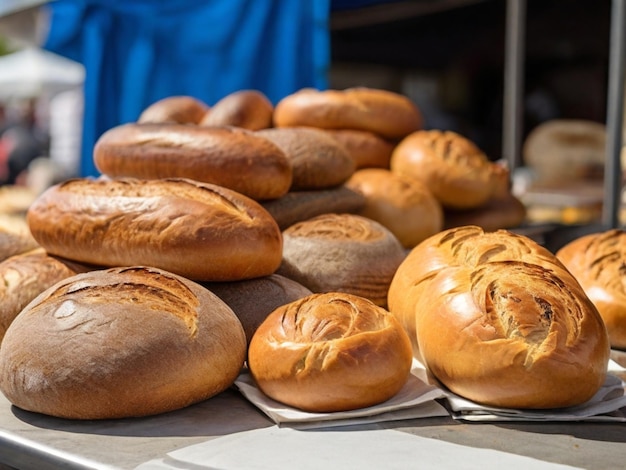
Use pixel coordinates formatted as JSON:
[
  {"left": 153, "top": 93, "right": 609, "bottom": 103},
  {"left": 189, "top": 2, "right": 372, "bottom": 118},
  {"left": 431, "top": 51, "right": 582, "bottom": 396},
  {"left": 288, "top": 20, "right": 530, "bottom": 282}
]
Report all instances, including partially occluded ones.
[
  {"left": 93, "top": 123, "right": 292, "bottom": 201},
  {"left": 200, "top": 89, "right": 273, "bottom": 130},
  {"left": 388, "top": 225, "right": 610, "bottom": 409},
  {"left": 0, "top": 266, "right": 246, "bottom": 419},
  {"left": 26, "top": 178, "right": 283, "bottom": 281},
  {"left": 557, "top": 229, "right": 626, "bottom": 350},
  {"left": 248, "top": 292, "right": 413, "bottom": 412},
  {"left": 137, "top": 95, "right": 210, "bottom": 124},
  {"left": 273, "top": 87, "right": 422, "bottom": 140}
]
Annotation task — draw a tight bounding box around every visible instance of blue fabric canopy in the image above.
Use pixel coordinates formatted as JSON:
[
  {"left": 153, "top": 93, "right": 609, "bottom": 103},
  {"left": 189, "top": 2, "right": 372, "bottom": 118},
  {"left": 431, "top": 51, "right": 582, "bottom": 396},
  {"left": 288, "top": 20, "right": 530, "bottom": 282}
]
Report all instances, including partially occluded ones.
[{"left": 43, "top": 0, "right": 330, "bottom": 177}]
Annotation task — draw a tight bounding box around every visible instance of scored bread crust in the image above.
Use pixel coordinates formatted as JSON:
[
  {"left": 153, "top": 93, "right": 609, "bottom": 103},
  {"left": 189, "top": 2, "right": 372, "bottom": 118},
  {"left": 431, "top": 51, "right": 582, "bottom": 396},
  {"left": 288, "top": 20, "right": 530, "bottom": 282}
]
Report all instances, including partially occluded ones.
[
  {"left": 26, "top": 178, "right": 283, "bottom": 281},
  {"left": 93, "top": 123, "right": 292, "bottom": 201},
  {"left": 388, "top": 225, "right": 610, "bottom": 409},
  {"left": 390, "top": 130, "right": 507, "bottom": 209},
  {"left": 248, "top": 292, "right": 413, "bottom": 412},
  {"left": 557, "top": 229, "right": 626, "bottom": 350},
  {"left": 273, "top": 87, "right": 422, "bottom": 140},
  {"left": 0, "top": 266, "right": 246, "bottom": 419}
]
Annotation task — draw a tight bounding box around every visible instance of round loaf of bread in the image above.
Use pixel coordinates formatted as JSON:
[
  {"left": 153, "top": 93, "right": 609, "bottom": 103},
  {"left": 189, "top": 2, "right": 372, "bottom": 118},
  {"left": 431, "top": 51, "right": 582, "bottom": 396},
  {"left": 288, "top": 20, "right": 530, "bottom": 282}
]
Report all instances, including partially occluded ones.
[
  {"left": 556, "top": 229, "right": 626, "bottom": 350},
  {"left": 137, "top": 95, "right": 209, "bottom": 124},
  {"left": 0, "top": 266, "right": 246, "bottom": 419},
  {"left": 0, "top": 248, "right": 92, "bottom": 343},
  {"left": 93, "top": 123, "right": 292, "bottom": 201},
  {"left": 26, "top": 178, "right": 283, "bottom": 281},
  {"left": 256, "top": 127, "right": 355, "bottom": 191},
  {"left": 323, "top": 129, "right": 395, "bottom": 169},
  {"left": 248, "top": 292, "right": 413, "bottom": 412},
  {"left": 277, "top": 213, "right": 406, "bottom": 307},
  {"left": 0, "top": 214, "right": 39, "bottom": 262},
  {"left": 388, "top": 225, "right": 610, "bottom": 409},
  {"left": 390, "top": 130, "right": 507, "bottom": 209},
  {"left": 273, "top": 87, "right": 422, "bottom": 140},
  {"left": 202, "top": 274, "right": 312, "bottom": 346},
  {"left": 345, "top": 168, "right": 443, "bottom": 248},
  {"left": 200, "top": 89, "right": 273, "bottom": 130}
]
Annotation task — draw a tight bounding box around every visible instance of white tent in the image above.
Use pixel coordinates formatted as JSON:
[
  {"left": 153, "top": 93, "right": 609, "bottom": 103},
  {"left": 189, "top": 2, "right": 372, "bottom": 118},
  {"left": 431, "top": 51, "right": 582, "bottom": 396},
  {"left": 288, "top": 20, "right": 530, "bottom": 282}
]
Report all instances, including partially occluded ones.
[{"left": 0, "top": 47, "right": 85, "bottom": 100}]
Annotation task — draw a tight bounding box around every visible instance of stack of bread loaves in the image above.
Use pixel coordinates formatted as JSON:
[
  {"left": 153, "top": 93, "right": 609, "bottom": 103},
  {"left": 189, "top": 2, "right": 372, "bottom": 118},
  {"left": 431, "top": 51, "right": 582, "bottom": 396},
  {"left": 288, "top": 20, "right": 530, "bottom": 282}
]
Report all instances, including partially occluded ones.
[{"left": 388, "top": 225, "right": 610, "bottom": 409}]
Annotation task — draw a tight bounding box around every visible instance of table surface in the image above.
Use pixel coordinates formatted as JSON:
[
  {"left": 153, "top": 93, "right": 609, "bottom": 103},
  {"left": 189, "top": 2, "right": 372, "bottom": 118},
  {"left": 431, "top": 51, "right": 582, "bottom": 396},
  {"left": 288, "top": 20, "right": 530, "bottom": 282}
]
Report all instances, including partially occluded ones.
[{"left": 0, "top": 352, "right": 625, "bottom": 470}]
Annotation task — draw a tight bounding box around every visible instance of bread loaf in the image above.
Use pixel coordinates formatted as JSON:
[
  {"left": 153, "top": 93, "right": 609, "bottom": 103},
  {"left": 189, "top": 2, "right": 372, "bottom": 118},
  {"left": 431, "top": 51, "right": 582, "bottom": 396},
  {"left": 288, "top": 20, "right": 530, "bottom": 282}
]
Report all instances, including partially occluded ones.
[
  {"left": 0, "top": 214, "right": 39, "bottom": 262},
  {"left": 277, "top": 213, "right": 406, "bottom": 307},
  {"left": 0, "top": 248, "right": 92, "bottom": 343},
  {"left": 556, "top": 229, "right": 626, "bottom": 349},
  {"left": 137, "top": 95, "right": 209, "bottom": 124},
  {"left": 200, "top": 90, "right": 273, "bottom": 130},
  {"left": 256, "top": 127, "right": 355, "bottom": 191},
  {"left": 248, "top": 292, "right": 413, "bottom": 412},
  {"left": 261, "top": 185, "right": 366, "bottom": 230},
  {"left": 323, "top": 129, "right": 395, "bottom": 169},
  {"left": 202, "top": 274, "right": 312, "bottom": 346},
  {"left": 273, "top": 87, "right": 422, "bottom": 140},
  {"left": 0, "top": 266, "right": 246, "bottom": 419},
  {"left": 93, "top": 123, "right": 292, "bottom": 201},
  {"left": 390, "top": 130, "right": 507, "bottom": 209},
  {"left": 345, "top": 168, "right": 443, "bottom": 248},
  {"left": 388, "top": 225, "right": 610, "bottom": 409},
  {"left": 26, "top": 178, "right": 283, "bottom": 281}
]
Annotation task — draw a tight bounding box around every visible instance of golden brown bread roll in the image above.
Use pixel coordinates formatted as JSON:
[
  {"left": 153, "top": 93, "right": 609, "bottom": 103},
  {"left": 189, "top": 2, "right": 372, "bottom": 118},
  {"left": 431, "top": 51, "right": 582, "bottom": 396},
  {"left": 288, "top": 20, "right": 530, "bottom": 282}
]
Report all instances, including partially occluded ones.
[
  {"left": 93, "top": 123, "right": 292, "bottom": 201},
  {"left": 0, "top": 248, "right": 93, "bottom": 343},
  {"left": 0, "top": 266, "right": 246, "bottom": 419},
  {"left": 390, "top": 130, "right": 508, "bottom": 210},
  {"left": 277, "top": 213, "right": 406, "bottom": 307},
  {"left": 256, "top": 127, "right": 355, "bottom": 191},
  {"left": 345, "top": 168, "right": 443, "bottom": 248},
  {"left": 248, "top": 292, "right": 413, "bottom": 412},
  {"left": 200, "top": 89, "right": 273, "bottom": 130},
  {"left": 261, "top": 185, "right": 366, "bottom": 230},
  {"left": 273, "top": 87, "right": 422, "bottom": 140},
  {"left": 388, "top": 225, "right": 610, "bottom": 409},
  {"left": 26, "top": 178, "right": 283, "bottom": 282},
  {"left": 556, "top": 229, "right": 626, "bottom": 350},
  {"left": 323, "top": 128, "right": 395, "bottom": 169},
  {"left": 202, "top": 274, "right": 312, "bottom": 346},
  {"left": 137, "top": 95, "right": 209, "bottom": 124}
]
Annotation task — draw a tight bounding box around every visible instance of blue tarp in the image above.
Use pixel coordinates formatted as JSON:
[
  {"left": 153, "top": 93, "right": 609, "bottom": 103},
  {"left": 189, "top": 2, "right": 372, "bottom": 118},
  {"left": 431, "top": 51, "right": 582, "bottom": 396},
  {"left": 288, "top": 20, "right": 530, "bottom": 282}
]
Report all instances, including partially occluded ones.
[{"left": 43, "top": 0, "right": 330, "bottom": 177}]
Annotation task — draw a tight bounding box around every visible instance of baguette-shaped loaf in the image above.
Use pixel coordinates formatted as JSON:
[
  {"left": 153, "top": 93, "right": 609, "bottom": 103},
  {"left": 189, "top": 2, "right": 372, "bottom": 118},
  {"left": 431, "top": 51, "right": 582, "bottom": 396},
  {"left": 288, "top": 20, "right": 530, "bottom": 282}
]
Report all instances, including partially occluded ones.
[
  {"left": 0, "top": 266, "right": 246, "bottom": 419},
  {"left": 388, "top": 225, "right": 610, "bottom": 409},
  {"left": 26, "top": 178, "right": 283, "bottom": 281},
  {"left": 273, "top": 87, "right": 422, "bottom": 140},
  {"left": 94, "top": 123, "right": 292, "bottom": 200}
]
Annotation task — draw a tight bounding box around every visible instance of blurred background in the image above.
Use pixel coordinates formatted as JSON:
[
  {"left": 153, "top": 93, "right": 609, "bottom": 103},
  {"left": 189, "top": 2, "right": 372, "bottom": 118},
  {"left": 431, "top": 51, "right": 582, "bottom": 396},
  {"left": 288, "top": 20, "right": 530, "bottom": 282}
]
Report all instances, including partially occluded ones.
[{"left": 0, "top": 0, "right": 616, "bottom": 224}]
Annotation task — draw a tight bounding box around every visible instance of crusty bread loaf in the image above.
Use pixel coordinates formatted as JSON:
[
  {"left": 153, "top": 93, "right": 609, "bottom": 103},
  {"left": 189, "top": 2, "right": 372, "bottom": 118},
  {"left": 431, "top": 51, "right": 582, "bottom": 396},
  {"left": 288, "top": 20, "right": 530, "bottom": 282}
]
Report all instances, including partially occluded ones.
[
  {"left": 0, "top": 266, "right": 246, "bottom": 419},
  {"left": 256, "top": 127, "right": 355, "bottom": 191},
  {"left": 390, "top": 130, "right": 508, "bottom": 209},
  {"left": 261, "top": 185, "right": 366, "bottom": 230},
  {"left": 273, "top": 87, "right": 422, "bottom": 140},
  {"left": 93, "top": 123, "right": 292, "bottom": 201},
  {"left": 388, "top": 225, "right": 610, "bottom": 409},
  {"left": 0, "top": 248, "right": 93, "bottom": 343},
  {"left": 202, "top": 274, "right": 312, "bottom": 346},
  {"left": 345, "top": 168, "right": 443, "bottom": 248},
  {"left": 556, "top": 229, "right": 626, "bottom": 350},
  {"left": 137, "top": 95, "right": 209, "bottom": 124},
  {"left": 248, "top": 292, "right": 413, "bottom": 412},
  {"left": 0, "top": 214, "right": 39, "bottom": 262},
  {"left": 323, "top": 128, "right": 395, "bottom": 169},
  {"left": 277, "top": 213, "right": 406, "bottom": 307},
  {"left": 200, "top": 89, "right": 273, "bottom": 130},
  {"left": 26, "top": 178, "right": 283, "bottom": 281}
]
